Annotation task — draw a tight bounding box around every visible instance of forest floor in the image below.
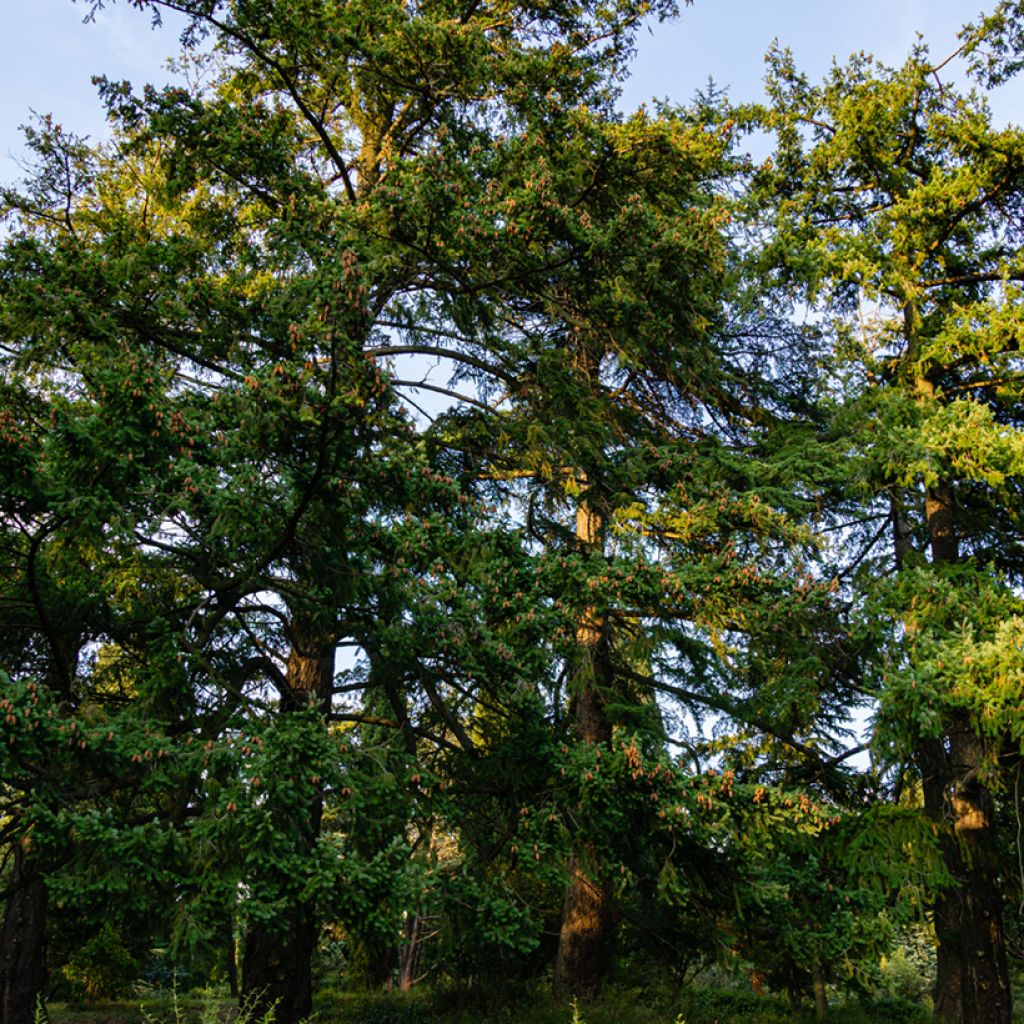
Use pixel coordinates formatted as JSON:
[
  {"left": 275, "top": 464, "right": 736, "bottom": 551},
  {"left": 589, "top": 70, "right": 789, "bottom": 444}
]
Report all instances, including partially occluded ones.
[{"left": 45, "top": 985, "right": 946, "bottom": 1024}]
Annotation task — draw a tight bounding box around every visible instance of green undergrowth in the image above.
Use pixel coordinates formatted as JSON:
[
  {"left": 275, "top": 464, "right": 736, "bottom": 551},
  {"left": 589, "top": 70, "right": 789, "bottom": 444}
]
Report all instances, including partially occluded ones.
[
  {"left": 46, "top": 986, "right": 938, "bottom": 1024},
  {"left": 309, "top": 986, "right": 933, "bottom": 1024},
  {"left": 48, "top": 993, "right": 238, "bottom": 1024}
]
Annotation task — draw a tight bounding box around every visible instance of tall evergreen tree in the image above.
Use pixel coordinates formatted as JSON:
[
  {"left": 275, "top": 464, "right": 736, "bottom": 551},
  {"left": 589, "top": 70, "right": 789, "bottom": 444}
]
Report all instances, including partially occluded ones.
[
  {"left": 4, "top": 0, "right": 724, "bottom": 1015},
  {"left": 750, "top": 32, "right": 1024, "bottom": 1024}
]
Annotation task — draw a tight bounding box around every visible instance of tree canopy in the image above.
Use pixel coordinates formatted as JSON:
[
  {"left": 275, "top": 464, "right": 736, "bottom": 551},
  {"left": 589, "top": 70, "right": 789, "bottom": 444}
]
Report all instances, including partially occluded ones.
[{"left": 3, "top": 5, "right": 1024, "bottom": 1024}]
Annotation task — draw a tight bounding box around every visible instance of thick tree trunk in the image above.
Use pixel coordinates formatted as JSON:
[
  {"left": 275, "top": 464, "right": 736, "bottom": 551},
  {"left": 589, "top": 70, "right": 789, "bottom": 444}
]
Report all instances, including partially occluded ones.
[
  {"left": 924, "top": 731, "right": 1010, "bottom": 1024},
  {"left": 553, "top": 494, "right": 615, "bottom": 1002},
  {"left": 242, "top": 909, "right": 317, "bottom": 1023},
  {"left": 921, "top": 476, "right": 1010, "bottom": 1024},
  {"left": 242, "top": 636, "right": 333, "bottom": 1024},
  {"left": 953, "top": 738, "right": 1009, "bottom": 1024},
  {"left": 0, "top": 843, "right": 48, "bottom": 1024},
  {"left": 925, "top": 481, "right": 958, "bottom": 566},
  {"left": 553, "top": 852, "right": 613, "bottom": 1002}
]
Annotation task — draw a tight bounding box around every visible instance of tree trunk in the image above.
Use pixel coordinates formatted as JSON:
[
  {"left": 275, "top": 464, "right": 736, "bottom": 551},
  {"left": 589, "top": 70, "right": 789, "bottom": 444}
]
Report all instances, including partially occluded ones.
[
  {"left": 553, "top": 852, "right": 613, "bottom": 1002},
  {"left": 553, "top": 491, "right": 615, "bottom": 1002},
  {"left": 241, "top": 635, "right": 333, "bottom": 1024},
  {"left": 925, "top": 480, "right": 958, "bottom": 566},
  {"left": 398, "top": 913, "right": 424, "bottom": 992},
  {"left": 0, "top": 843, "right": 48, "bottom": 1024},
  {"left": 242, "top": 909, "right": 318, "bottom": 1024},
  {"left": 226, "top": 918, "right": 239, "bottom": 999},
  {"left": 953, "top": 733, "right": 1009, "bottom": 1024},
  {"left": 811, "top": 960, "right": 828, "bottom": 1021},
  {"left": 925, "top": 730, "right": 1010, "bottom": 1024},
  {"left": 921, "top": 475, "right": 1010, "bottom": 1024}
]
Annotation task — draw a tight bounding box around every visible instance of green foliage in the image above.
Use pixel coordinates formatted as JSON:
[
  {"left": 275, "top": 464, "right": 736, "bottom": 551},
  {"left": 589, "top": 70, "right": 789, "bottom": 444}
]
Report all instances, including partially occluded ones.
[
  {"left": 60, "top": 924, "right": 138, "bottom": 1003},
  {"left": 6, "top": 0, "right": 1024, "bottom": 1019},
  {"left": 876, "top": 929, "right": 935, "bottom": 1005},
  {"left": 744, "top": 16, "right": 1024, "bottom": 1018},
  {"left": 680, "top": 987, "right": 795, "bottom": 1024}
]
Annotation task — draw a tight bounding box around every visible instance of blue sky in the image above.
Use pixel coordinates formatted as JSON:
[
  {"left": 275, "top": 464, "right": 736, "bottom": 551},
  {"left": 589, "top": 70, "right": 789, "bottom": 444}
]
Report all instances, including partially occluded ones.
[
  {"left": 4, "top": 0, "right": 1021, "bottom": 180},
  {"left": 619, "top": 0, "right": 1000, "bottom": 111}
]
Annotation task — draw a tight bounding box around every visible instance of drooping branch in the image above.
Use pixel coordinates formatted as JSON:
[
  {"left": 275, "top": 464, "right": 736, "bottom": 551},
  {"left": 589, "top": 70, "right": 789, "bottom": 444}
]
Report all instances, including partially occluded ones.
[
  {"left": 366, "top": 343, "right": 517, "bottom": 384},
  {"left": 389, "top": 379, "right": 497, "bottom": 413}
]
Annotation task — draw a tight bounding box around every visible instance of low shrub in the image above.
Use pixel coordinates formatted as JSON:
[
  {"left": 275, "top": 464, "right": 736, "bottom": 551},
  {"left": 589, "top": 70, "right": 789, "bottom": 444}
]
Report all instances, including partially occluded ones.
[
  {"left": 683, "top": 989, "right": 791, "bottom": 1024},
  {"left": 60, "top": 924, "right": 139, "bottom": 1002},
  {"left": 833, "top": 995, "right": 933, "bottom": 1024}
]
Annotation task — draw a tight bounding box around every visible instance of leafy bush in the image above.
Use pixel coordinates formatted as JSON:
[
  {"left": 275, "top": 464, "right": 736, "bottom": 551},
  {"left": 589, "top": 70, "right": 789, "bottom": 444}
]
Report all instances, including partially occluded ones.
[
  {"left": 876, "top": 927, "right": 935, "bottom": 1005},
  {"left": 843, "top": 996, "right": 932, "bottom": 1024},
  {"left": 138, "top": 951, "right": 192, "bottom": 992},
  {"left": 316, "top": 992, "right": 433, "bottom": 1024},
  {"left": 680, "top": 987, "right": 794, "bottom": 1024},
  {"left": 60, "top": 923, "right": 139, "bottom": 1002}
]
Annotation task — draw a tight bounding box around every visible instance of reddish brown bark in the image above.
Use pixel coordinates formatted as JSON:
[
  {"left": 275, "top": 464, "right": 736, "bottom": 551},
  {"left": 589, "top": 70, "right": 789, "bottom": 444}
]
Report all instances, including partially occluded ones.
[
  {"left": 921, "top": 475, "right": 1010, "bottom": 1024},
  {"left": 553, "top": 491, "right": 616, "bottom": 1001},
  {"left": 399, "top": 913, "right": 424, "bottom": 992},
  {"left": 553, "top": 852, "right": 614, "bottom": 1002},
  {"left": 923, "top": 731, "right": 1010, "bottom": 1024},
  {"left": 0, "top": 844, "right": 47, "bottom": 1024}
]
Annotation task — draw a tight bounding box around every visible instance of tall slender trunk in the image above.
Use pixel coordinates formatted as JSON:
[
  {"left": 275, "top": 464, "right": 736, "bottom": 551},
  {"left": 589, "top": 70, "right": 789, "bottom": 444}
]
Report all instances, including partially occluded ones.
[
  {"left": 811, "top": 960, "right": 828, "bottom": 1021},
  {"left": 242, "top": 631, "right": 333, "bottom": 1024},
  {"left": 225, "top": 917, "right": 239, "bottom": 999},
  {"left": 398, "top": 913, "right": 424, "bottom": 992},
  {"left": 0, "top": 842, "right": 48, "bottom": 1024},
  {"left": 889, "top": 490, "right": 913, "bottom": 570},
  {"left": 920, "top": 473, "right": 1010, "bottom": 1024},
  {"left": 553, "top": 489, "right": 615, "bottom": 1001}
]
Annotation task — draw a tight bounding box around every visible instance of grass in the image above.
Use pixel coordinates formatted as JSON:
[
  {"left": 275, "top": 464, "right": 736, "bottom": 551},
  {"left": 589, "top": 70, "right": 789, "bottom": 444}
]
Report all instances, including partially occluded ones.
[
  {"left": 44, "top": 984, "right": 938, "bottom": 1024},
  {"left": 48, "top": 992, "right": 239, "bottom": 1024},
  {"left": 307, "top": 984, "right": 933, "bottom": 1024}
]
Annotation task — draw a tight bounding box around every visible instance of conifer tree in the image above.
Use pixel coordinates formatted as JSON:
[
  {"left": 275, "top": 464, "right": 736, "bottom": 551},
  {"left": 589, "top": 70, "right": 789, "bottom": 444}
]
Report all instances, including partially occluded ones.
[
  {"left": 3, "top": 0, "right": 716, "bottom": 1015},
  {"left": 750, "top": 32, "right": 1024, "bottom": 1024}
]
